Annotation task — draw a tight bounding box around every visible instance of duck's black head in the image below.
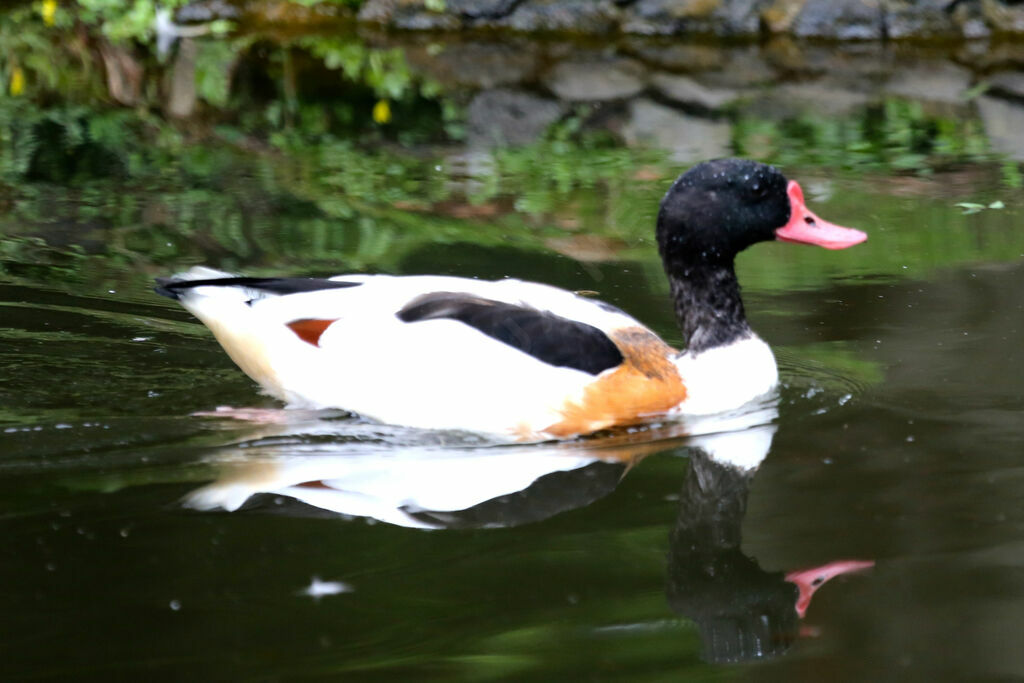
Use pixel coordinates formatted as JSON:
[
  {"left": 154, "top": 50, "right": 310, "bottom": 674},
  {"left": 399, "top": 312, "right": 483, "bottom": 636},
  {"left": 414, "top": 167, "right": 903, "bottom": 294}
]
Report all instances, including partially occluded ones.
[
  {"left": 656, "top": 159, "right": 788, "bottom": 267},
  {"left": 656, "top": 158, "right": 866, "bottom": 270},
  {"left": 656, "top": 158, "right": 867, "bottom": 353}
]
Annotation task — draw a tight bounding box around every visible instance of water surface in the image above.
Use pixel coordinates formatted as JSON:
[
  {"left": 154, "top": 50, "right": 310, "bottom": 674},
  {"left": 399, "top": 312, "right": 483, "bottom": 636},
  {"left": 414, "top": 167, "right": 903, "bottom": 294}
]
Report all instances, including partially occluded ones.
[{"left": 3, "top": 161, "right": 1023, "bottom": 680}]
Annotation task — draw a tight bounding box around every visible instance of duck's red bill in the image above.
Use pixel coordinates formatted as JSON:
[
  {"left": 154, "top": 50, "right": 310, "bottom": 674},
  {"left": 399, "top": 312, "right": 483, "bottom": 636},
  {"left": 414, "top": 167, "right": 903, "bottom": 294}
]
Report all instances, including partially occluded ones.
[{"left": 775, "top": 181, "right": 868, "bottom": 250}]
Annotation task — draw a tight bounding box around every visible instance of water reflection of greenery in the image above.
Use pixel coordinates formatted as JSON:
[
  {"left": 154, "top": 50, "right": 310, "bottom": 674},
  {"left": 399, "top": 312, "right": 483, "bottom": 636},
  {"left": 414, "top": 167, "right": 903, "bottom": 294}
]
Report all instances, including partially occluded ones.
[
  {"left": 2, "top": 5, "right": 1023, "bottom": 295},
  {"left": 3, "top": 122, "right": 1023, "bottom": 294},
  {"left": 734, "top": 98, "right": 994, "bottom": 172}
]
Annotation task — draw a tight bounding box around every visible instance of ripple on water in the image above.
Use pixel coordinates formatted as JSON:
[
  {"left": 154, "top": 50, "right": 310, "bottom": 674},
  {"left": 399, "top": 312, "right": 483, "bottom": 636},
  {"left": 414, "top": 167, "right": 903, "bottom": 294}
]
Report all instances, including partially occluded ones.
[{"left": 775, "top": 343, "right": 880, "bottom": 419}]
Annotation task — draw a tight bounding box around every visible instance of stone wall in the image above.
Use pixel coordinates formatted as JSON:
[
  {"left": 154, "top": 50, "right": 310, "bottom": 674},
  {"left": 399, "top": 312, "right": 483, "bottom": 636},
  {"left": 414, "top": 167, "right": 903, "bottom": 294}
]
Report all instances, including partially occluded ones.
[
  {"left": 390, "top": 36, "right": 1024, "bottom": 160},
  {"left": 353, "top": 0, "right": 1024, "bottom": 40}
]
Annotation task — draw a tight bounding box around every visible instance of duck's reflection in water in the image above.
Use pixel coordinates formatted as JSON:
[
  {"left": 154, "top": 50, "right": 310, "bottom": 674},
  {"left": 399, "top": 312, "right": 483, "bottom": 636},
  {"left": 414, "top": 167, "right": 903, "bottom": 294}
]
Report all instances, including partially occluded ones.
[
  {"left": 669, "top": 427, "right": 873, "bottom": 663},
  {"left": 185, "top": 411, "right": 654, "bottom": 528},
  {"left": 186, "top": 403, "right": 870, "bottom": 661},
  {"left": 188, "top": 442, "right": 633, "bottom": 529}
]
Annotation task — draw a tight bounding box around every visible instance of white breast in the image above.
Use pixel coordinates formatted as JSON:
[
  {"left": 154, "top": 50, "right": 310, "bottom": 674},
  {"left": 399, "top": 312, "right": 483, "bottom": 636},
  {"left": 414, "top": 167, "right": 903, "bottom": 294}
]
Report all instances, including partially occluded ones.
[{"left": 673, "top": 335, "right": 779, "bottom": 416}]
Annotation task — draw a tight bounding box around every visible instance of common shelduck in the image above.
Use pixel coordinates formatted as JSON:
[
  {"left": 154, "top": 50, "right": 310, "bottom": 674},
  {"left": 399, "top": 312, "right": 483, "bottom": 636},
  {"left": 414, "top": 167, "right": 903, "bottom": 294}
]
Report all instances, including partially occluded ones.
[{"left": 156, "top": 158, "right": 867, "bottom": 440}]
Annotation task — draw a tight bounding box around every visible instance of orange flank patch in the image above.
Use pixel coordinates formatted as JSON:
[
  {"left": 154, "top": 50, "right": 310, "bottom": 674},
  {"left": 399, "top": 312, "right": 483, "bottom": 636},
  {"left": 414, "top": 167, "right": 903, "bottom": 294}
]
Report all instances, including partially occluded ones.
[
  {"left": 286, "top": 318, "right": 337, "bottom": 347},
  {"left": 544, "top": 327, "right": 686, "bottom": 438}
]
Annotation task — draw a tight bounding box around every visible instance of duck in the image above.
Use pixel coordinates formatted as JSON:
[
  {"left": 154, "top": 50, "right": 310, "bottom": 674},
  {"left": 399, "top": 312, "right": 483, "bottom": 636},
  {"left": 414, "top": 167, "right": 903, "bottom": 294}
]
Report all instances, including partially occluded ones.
[{"left": 155, "top": 158, "right": 866, "bottom": 440}]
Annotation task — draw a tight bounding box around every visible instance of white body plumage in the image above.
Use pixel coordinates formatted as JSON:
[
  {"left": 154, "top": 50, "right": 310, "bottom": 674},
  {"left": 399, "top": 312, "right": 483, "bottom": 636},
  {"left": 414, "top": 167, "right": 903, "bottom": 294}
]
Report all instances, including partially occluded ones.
[{"left": 168, "top": 267, "right": 778, "bottom": 439}]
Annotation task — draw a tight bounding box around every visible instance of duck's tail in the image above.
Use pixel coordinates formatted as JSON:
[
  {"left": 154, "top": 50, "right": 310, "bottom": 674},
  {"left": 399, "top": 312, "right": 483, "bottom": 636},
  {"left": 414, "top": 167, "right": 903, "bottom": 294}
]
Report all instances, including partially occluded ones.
[
  {"left": 154, "top": 267, "right": 359, "bottom": 302},
  {"left": 154, "top": 266, "right": 242, "bottom": 300}
]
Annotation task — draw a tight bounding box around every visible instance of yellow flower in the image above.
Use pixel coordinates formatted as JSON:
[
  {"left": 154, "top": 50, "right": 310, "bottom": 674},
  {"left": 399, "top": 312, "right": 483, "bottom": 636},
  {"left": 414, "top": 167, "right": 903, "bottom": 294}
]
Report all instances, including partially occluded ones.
[
  {"left": 372, "top": 99, "right": 392, "bottom": 125},
  {"left": 41, "top": 0, "right": 57, "bottom": 26},
  {"left": 9, "top": 67, "right": 25, "bottom": 96}
]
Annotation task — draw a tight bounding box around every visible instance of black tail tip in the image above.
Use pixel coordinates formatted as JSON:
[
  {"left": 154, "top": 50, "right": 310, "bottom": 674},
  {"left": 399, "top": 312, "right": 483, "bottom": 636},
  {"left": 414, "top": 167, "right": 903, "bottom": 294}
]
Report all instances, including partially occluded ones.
[{"left": 154, "top": 277, "right": 182, "bottom": 300}]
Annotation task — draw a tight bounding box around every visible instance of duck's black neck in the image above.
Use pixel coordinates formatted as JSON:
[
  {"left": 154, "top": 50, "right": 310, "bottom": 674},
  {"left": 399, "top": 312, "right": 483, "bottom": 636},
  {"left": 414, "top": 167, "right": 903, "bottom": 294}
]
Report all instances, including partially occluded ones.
[{"left": 665, "top": 259, "right": 752, "bottom": 355}]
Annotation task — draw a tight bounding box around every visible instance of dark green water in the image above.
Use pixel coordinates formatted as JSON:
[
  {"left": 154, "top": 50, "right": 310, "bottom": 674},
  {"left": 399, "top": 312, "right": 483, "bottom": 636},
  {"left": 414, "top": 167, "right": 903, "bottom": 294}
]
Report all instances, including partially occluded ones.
[{"left": 2, "top": 159, "right": 1023, "bottom": 680}]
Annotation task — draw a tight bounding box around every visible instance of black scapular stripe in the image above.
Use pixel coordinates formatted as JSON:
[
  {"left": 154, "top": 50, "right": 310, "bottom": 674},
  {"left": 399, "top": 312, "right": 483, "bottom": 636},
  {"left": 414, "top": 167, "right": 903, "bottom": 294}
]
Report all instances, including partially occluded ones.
[
  {"left": 154, "top": 276, "right": 361, "bottom": 300},
  {"left": 397, "top": 292, "right": 624, "bottom": 376}
]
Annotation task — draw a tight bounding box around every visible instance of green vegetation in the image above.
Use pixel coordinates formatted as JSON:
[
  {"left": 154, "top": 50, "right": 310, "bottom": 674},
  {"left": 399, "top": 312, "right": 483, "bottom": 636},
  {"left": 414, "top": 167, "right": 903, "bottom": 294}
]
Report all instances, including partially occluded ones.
[{"left": 77, "top": 0, "right": 193, "bottom": 42}]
